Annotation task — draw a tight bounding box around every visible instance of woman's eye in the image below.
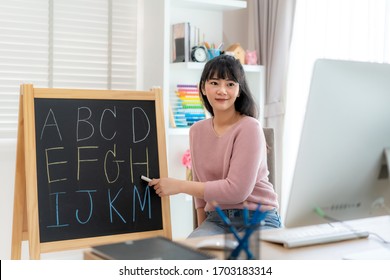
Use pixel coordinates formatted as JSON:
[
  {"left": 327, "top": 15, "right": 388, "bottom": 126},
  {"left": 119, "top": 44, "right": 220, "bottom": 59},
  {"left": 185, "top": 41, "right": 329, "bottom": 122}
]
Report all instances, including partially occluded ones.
[{"left": 228, "top": 82, "right": 237, "bottom": 87}]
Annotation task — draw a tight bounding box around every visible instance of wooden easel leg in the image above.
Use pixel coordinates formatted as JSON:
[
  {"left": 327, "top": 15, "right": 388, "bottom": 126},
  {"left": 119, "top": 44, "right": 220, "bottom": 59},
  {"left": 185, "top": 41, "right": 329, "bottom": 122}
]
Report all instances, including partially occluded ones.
[{"left": 11, "top": 93, "right": 27, "bottom": 260}]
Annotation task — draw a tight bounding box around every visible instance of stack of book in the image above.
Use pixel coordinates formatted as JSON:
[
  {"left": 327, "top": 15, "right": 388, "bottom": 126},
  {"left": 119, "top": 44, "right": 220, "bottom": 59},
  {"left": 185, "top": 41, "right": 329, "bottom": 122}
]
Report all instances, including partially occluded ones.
[
  {"left": 170, "top": 84, "right": 206, "bottom": 128},
  {"left": 172, "top": 22, "right": 201, "bottom": 63}
]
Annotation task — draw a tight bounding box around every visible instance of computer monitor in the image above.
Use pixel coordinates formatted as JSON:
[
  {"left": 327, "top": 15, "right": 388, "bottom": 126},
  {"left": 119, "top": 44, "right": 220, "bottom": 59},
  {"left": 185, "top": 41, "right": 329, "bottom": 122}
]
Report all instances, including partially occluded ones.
[{"left": 285, "top": 59, "right": 390, "bottom": 228}]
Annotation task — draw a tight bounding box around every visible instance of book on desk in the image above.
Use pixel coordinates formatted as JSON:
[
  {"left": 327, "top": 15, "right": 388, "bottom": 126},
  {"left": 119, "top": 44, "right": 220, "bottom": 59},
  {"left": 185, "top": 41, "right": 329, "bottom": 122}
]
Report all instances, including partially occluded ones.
[{"left": 91, "top": 236, "right": 214, "bottom": 260}]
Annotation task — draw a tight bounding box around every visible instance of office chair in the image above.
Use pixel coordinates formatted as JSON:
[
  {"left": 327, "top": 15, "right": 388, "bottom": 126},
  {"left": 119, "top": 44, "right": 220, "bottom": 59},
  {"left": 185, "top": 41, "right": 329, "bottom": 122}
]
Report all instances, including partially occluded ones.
[{"left": 262, "top": 127, "right": 275, "bottom": 188}]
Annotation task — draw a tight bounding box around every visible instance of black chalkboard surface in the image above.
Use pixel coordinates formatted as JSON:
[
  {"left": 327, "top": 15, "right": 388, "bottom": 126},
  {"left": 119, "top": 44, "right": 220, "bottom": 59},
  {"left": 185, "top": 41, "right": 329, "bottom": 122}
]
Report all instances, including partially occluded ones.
[
  {"left": 34, "top": 98, "right": 162, "bottom": 242},
  {"left": 11, "top": 85, "right": 170, "bottom": 259}
]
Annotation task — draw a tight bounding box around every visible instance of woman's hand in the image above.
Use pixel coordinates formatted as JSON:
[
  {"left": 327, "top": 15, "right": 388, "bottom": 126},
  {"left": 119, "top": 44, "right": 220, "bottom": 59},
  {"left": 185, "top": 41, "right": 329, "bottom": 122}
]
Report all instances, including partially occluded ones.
[
  {"left": 149, "top": 178, "right": 182, "bottom": 197},
  {"left": 148, "top": 178, "right": 205, "bottom": 198}
]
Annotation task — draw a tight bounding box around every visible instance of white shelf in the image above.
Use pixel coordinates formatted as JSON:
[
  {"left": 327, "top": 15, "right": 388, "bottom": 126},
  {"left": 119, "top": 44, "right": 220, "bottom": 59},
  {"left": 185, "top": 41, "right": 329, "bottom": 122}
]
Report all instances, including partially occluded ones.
[
  {"left": 171, "top": 0, "right": 247, "bottom": 11},
  {"left": 169, "top": 127, "right": 190, "bottom": 135},
  {"left": 170, "top": 62, "right": 205, "bottom": 70}
]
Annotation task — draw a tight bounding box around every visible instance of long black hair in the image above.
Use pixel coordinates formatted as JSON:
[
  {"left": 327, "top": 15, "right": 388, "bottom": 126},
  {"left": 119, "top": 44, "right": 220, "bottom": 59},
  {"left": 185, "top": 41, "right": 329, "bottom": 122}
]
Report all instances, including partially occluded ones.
[{"left": 198, "top": 54, "right": 258, "bottom": 118}]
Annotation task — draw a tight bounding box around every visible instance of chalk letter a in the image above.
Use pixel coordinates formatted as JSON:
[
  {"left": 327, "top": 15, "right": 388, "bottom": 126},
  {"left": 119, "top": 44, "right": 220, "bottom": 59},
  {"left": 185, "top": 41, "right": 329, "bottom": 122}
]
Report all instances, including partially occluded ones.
[{"left": 40, "top": 109, "right": 62, "bottom": 141}]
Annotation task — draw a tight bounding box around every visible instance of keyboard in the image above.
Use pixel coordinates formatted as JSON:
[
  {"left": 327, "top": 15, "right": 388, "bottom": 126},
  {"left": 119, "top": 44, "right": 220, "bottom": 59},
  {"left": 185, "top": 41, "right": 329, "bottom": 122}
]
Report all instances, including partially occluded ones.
[{"left": 260, "top": 224, "right": 369, "bottom": 248}]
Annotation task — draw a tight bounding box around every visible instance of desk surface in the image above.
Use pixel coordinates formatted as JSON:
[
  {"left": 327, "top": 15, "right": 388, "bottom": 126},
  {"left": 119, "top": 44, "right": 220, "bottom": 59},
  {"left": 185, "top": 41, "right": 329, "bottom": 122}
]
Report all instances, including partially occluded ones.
[
  {"left": 84, "top": 216, "right": 390, "bottom": 260},
  {"left": 180, "top": 215, "right": 390, "bottom": 260}
]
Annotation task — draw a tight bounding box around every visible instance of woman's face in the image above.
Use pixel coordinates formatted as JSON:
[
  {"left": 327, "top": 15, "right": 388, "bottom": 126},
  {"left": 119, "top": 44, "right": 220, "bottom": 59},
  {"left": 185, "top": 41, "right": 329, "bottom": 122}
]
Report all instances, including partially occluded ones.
[{"left": 203, "top": 76, "right": 239, "bottom": 114}]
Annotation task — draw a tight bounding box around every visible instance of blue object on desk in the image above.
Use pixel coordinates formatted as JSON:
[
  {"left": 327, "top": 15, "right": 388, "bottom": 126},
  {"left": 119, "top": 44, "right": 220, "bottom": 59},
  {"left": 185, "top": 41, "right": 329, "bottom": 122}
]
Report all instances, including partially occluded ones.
[
  {"left": 214, "top": 207, "right": 243, "bottom": 241},
  {"left": 230, "top": 209, "right": 269, "bottom": 260},
  {"left": 243, "top": 204, "right": 249, "bottom": 226},
  {"left": 214, "top": 202, "right": 268, "bottom": 260}
]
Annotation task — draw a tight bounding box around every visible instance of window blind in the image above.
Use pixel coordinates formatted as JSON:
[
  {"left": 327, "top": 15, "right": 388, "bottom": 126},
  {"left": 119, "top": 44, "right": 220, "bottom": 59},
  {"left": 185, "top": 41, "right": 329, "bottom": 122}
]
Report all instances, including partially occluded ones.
[
  {"left": 0, "top": 0, "right": 139, "bottom": 139},
  {"left": 0, "top": 0, "right": 49, "bottom": 139}
]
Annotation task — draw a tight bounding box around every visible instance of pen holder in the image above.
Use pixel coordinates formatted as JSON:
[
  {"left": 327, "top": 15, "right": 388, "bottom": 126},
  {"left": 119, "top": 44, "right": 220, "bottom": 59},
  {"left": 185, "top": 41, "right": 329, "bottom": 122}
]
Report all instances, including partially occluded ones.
[
  {"left": 208, "top": 49, "right": 221, "bottom": 60},
  {"left": 224, "top": 222, "right": 260, "bottom": 260}
]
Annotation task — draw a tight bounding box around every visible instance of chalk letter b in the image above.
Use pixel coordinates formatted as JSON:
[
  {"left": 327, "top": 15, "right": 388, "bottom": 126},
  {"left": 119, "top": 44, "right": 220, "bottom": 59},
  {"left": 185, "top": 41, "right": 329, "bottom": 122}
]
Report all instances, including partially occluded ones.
[{"left": 77, "top": 106, "right": 94, "bottom": 142}]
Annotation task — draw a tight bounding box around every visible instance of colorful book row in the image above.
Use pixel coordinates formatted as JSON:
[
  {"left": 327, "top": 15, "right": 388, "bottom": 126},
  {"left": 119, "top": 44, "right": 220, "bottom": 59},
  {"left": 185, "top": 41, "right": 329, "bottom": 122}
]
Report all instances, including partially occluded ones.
[{"left": 170, "top": 84, "right": 206, "bottom": 128}]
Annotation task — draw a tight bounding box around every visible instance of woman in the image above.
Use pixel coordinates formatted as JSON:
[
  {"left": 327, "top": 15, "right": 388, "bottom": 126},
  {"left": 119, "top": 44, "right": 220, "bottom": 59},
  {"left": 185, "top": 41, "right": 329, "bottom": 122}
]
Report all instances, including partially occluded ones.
[{"left": 149, "top": 55, "right": 280, "bottom": 237}]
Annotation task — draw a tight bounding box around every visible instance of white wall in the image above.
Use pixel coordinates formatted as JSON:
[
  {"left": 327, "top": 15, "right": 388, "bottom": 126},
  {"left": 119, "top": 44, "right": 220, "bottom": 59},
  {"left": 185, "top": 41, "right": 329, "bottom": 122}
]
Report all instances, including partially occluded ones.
[
  {"left": 142, "top": 0, "right": 166, "bottom": 91},
  {"left": 223, "top": 8, "right": 249, "bottom": 50},
  {"left": 0, "top": 140, "right": 17, "bottom": 259}
]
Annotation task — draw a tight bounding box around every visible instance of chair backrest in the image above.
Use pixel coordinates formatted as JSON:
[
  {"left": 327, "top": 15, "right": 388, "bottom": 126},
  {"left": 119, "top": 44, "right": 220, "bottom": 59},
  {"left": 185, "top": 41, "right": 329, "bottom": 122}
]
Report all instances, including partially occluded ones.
[{"left": 263, "top": 127, "right": 275, "bottom": 188}]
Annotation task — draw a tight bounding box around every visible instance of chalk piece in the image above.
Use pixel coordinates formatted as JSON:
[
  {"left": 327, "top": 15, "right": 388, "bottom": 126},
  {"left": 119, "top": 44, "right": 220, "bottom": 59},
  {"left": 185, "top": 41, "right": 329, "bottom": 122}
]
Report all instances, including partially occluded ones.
[{"left": 141, "top": 175, "right": 152, "bottom": 183}]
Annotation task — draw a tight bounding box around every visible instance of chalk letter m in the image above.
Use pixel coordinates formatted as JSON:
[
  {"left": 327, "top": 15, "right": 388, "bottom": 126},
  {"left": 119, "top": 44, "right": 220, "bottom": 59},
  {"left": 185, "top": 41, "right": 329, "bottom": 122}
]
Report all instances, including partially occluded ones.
[{"left": 133, "top": 186, "right": 151, "bottom": 222}]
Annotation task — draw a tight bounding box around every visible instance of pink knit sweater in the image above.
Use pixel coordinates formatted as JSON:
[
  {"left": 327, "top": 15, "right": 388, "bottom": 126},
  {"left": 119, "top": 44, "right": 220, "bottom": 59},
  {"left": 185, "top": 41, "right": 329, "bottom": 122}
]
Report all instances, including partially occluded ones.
[{"left": 189, "top": 116, "right": 279, "bottom": 212}]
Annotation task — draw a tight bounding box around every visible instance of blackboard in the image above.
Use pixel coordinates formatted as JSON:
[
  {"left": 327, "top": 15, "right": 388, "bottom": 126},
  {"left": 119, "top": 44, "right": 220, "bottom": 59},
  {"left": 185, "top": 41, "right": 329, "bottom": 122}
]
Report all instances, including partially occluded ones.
[
  {"left": 11, "top": 85, "right": 170, "bottom": 259},
  {"left": 35, "top": 98, "right": 164, "bottom": 242}
]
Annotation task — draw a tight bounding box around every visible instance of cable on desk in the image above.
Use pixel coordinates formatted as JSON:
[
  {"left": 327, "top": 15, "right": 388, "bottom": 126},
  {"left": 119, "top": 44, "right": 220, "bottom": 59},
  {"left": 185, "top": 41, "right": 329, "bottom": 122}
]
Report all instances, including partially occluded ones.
[
  {"left": 314, "top": 206, "right": 390, "bottom": 249},
  {"left": 367, "top": 232, "right": 390, "bottom": 246}
]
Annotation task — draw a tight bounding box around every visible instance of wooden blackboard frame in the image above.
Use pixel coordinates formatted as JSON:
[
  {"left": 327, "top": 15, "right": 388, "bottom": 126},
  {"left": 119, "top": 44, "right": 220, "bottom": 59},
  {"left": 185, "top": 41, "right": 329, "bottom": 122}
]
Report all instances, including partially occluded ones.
[{"left": 11, "top": 84, "right": 171, "bottom": 259}]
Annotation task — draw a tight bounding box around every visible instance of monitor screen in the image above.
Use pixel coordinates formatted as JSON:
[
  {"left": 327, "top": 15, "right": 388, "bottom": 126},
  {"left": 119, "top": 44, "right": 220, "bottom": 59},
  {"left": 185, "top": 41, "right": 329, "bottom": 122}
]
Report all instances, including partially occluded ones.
[{"left": 285, "top": 59, "right": 390, "bottom": 228}]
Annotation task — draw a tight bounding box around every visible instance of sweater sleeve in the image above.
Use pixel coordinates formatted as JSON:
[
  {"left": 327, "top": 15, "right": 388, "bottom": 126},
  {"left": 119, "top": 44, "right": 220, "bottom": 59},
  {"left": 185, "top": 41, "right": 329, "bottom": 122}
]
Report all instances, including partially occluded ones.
[
  {"left": 203, "top": 120, "right": 266, "bottom": 204},
  {"left": 192, "top": 159, "right": 206, "bottom": 209},
  {"left": 189, "top": 124, "right": 206, "bottom": 209}
]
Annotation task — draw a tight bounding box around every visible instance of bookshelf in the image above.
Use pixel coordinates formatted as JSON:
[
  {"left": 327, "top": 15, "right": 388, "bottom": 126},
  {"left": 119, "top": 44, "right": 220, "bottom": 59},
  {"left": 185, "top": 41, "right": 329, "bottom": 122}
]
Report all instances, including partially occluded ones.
[{"left": 160, "top": 0, "right": 266, "bottom": 239}]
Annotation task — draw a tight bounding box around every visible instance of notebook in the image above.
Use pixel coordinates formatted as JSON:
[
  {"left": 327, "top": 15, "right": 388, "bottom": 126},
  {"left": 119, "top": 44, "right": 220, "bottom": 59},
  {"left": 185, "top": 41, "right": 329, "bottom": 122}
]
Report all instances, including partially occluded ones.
[{"left": 91, "top": 236, "right": 214, "bottom": 260}]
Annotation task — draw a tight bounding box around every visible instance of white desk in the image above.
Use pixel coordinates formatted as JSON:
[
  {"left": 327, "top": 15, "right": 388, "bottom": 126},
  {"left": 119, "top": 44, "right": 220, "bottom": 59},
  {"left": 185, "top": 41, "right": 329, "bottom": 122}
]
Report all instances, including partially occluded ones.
[{"left": 181, "top": 215, "right": 390, "bottom": 260}]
